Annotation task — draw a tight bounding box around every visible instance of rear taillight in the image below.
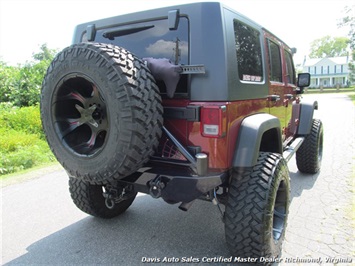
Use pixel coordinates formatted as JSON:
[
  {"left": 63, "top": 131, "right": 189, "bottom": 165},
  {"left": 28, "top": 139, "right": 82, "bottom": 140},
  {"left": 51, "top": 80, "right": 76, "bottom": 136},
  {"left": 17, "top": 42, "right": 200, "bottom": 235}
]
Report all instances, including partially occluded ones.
[{"left": 200, "top": 105, "right": 227, "bottom": 138}]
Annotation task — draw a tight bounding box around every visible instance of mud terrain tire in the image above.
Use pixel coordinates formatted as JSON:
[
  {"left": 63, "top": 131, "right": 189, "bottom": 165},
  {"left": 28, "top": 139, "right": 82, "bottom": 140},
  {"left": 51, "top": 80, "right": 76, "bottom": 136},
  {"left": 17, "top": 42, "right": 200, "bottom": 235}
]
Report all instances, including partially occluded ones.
[
  {"left": 296, "top": 119, "right": 323, "bottom": 174},
  {"left": 225, "top": 152, "right": 290, "bottom": 261},
  {"left": 41, "top": 43, "right": 163, "bottom": 184},
  {"left": 69, "top": 177, "right": 137, "bottom": 218}
]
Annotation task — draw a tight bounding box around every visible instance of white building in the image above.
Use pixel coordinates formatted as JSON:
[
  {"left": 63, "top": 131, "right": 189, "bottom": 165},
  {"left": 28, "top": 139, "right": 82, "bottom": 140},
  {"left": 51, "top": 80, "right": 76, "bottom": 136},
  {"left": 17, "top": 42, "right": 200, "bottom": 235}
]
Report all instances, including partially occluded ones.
[{"left": 302, "top": 56, "right": 352, "bottom": 88}]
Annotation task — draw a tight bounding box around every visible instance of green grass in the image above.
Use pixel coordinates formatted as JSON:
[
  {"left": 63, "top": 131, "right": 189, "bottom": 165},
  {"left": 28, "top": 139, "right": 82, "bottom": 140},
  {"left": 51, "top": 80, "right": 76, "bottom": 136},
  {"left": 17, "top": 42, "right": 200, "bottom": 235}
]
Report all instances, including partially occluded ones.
[
  {"left": 304, "top": 87, "right": 355, "bottom": 94},
  {"left": 0, "top": 162, "right": 62, "bottom": 187},
  {"left": 345, "top": 92, "right": 355, "bottom": 105},
  {"left": 0, "top": 103, "right": 56, "bottom": 176},
  {"left": 304, "top": 86, "right": 355, "bottom": 105}
]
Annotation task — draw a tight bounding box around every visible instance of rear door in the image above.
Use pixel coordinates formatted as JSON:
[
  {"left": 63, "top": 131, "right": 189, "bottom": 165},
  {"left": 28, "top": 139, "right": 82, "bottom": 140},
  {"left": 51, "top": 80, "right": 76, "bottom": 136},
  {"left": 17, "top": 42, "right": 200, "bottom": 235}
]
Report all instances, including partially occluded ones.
[
  {"left": 265, "top": 33, "right": 292, "bottom": 140},
  {"left": 283, "top": 48, "right": 297, "bottom": 137}
]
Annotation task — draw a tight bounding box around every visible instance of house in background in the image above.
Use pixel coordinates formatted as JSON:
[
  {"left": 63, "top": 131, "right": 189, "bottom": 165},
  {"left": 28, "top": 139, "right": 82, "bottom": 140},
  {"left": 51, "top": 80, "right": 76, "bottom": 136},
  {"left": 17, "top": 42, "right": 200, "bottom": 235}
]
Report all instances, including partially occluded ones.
[{"left": 302, "top": 56, "right": 352, "bottom": 88}]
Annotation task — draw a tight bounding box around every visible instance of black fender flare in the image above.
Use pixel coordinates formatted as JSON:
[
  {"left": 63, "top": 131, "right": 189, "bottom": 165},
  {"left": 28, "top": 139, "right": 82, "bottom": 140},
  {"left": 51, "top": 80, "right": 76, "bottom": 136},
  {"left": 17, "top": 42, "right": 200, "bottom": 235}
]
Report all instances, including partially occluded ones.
[
  {"left": 232, "top": 113, "right": 282, "bottom": 168},
  {"left": 297, "top": 100, "right": 318, "bottom": 135}
]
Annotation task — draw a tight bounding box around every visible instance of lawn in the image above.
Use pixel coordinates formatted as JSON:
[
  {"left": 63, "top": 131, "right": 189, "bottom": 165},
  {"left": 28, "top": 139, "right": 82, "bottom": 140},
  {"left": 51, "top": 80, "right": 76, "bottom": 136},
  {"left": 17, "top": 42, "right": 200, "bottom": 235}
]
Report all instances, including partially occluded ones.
[{"left": 345, "top": 92, "right": 355, "bottom": 104}]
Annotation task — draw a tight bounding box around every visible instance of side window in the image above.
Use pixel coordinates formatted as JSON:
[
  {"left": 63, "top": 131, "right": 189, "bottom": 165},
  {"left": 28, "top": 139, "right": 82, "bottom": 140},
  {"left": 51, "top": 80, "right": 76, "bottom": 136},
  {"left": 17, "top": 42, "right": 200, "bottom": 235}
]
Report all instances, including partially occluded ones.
[
  {"left": 268, "top": 40, "right": 282, "bottom": 82},
  {"left": 234, "top": 20, "right": 263, "bottom": 82},
  {"left": 285, "top": 50, "right": 296, "bottom": 85}
]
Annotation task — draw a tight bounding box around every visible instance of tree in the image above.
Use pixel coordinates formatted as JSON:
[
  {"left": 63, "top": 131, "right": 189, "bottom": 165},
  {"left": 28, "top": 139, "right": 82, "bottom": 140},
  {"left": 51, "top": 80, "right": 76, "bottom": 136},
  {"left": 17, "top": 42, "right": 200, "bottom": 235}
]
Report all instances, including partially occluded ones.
[
  {"left": 0, "top": 61, "right": 20, "bottom": 103},
  {"left": 309, "top": 36, "right": 349, "bottom": 58},
  {"left": 0, "top": 44, "right": 58, "bottom": 106},
  {"left": 32, "top": 43, "right": 57, "bottom": 62},
  {"left": 338, "top": 5, "right": 355, "bottom": 83}
]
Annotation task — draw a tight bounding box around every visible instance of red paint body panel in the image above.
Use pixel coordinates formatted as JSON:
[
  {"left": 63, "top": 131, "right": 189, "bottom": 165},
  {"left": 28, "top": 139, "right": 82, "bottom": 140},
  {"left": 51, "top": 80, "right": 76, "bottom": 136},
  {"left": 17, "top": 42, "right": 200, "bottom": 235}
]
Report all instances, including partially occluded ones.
[
  {"left": 160, "top": 29, "right": 304, "bottom": 172},
  {"left": 163, "top": 98, "right": 268, "bottom": 170}
]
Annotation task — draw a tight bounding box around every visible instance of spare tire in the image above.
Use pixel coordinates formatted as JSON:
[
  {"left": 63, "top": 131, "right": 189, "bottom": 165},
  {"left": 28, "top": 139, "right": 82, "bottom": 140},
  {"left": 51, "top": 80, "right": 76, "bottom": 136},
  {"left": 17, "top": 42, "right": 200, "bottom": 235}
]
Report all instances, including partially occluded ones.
[{"left": 41, "top": 43, "right": 163, "bottom": 184}]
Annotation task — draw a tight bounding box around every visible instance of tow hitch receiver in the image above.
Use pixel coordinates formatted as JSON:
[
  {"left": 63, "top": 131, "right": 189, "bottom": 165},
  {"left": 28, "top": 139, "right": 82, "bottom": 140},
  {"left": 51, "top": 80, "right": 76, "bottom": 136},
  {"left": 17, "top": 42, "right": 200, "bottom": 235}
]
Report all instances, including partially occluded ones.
[
  {"left": 149, "top": 176, "right": 166, "bottom": 198},
  {"left": 117, "top": 166, "right": 227, "bottom": 204},
  {"left": 103, "top": 185, "right": 134, "bottom": 209}
]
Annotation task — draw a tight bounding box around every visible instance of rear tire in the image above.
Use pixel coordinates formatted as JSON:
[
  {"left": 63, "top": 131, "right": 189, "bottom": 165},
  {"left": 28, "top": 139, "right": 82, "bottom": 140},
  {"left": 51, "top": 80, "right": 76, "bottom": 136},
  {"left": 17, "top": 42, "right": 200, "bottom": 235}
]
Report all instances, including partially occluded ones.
[
  {"left": 41, "top": 43, "right": 163, "bottom": 184},
  {"left": 225, "top": 152, "right": 290, "bottom": 261},
  {"left": 296, "top": 119, "right": 323, "bottom": 174},
  {"left": 69, "top": 177, "right": 137, "bottom": 218}
]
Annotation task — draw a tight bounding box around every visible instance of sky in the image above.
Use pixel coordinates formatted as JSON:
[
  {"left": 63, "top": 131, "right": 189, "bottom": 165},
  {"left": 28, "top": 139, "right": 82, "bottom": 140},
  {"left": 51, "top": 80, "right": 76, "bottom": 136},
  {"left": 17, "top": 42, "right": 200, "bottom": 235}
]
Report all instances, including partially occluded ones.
[{"left": 0, "top": 0, "right": 353, "bottom": 66}]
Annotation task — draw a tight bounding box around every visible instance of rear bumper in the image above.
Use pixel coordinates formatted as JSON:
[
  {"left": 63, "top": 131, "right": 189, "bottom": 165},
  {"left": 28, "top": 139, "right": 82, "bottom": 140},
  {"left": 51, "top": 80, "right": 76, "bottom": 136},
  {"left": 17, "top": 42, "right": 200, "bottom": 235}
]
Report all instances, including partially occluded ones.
[{"left": 117, "top": 163, "right": 227, "bottom": 203}]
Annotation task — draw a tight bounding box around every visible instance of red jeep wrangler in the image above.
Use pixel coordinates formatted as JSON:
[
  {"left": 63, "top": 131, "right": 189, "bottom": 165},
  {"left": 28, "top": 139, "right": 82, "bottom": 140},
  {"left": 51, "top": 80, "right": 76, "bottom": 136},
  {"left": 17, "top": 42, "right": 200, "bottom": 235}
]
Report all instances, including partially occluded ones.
[{"left": 41, "top": 2, "right": 323, "bottom": 261}]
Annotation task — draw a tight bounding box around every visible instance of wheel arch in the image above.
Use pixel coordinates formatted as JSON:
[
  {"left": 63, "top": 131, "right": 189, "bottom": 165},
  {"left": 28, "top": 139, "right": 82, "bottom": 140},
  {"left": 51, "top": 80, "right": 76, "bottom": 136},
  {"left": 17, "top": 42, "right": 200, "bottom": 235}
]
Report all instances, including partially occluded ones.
[{"left": 232, "top": 113, "right": 282, "bottom": 168}]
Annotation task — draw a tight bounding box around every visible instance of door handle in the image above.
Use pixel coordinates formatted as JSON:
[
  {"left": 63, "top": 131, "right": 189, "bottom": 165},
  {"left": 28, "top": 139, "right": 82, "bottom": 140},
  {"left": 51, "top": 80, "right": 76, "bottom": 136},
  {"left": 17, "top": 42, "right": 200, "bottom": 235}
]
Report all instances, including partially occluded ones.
[
  {"left": 284, "top": 94, "right": 293, "bottom": 100},
  {"left": 267, "top": 95, "right": 281, "bottom": 101}
]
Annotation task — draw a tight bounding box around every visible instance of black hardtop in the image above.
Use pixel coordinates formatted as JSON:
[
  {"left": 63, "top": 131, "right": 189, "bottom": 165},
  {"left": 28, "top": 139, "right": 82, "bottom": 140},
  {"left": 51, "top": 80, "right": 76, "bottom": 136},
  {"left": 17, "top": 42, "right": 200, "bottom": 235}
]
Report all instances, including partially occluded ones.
[
  {"left": 72, "top": 2, "right": 288, "bottom": 101},
  {"left": 72, "top": 2, "right": 247, "bottom": 42}
]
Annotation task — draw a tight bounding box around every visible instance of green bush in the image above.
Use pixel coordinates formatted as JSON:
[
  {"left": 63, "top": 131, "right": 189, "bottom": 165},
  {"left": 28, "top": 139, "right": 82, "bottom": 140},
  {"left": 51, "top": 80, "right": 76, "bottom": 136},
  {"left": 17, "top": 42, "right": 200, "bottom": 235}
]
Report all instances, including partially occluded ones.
[
  {"left": 0, "top": 44, "right": 58, "bottom": 176},
  {"left": 0, "top": 128, "right": 55, "bottom": 175},
  {"left": 0, "top": 105, "right": 56, "bottom": 175},
  {"left": 0, "top": 129, "right": 38, "bottom": 152},
  {"left": 0, "top": 144, "right": 55, "bottom": 175},
  {"left": 0, "top": 103, "right": 44, "bottom": 137},
  {"left": 0, "top": 62, "right": 19, "bottom": 103},
  {"left": 0, "top": 61, "right": 44, "bottom": 107}
]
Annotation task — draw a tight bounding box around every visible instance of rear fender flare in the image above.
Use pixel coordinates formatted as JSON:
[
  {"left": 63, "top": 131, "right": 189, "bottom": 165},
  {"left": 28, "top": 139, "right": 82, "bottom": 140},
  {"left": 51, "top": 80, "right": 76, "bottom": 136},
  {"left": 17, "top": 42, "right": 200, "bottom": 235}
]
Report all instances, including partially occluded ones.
[
  {"left": 232, "top": 114, "right": 282, "bottom": 168},
  {"left": 298, "top": 100, "right": 318, "bottom": 135}
]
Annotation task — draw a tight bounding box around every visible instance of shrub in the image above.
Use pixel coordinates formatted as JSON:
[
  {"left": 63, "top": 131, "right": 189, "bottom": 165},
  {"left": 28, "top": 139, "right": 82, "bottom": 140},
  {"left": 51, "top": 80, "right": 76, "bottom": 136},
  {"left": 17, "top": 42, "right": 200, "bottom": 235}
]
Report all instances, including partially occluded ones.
[
  {"left": 0, "top": 44, "right": 58, "bottom": 175},
  {"left": 0, "top": 105, "right": 56, "bottom": 175},
  {"left": 0, "top": 129, "right": 55, "bottom": 175},
  {"left": 0, "top": 103, "right": 44, "bottom": 137}
]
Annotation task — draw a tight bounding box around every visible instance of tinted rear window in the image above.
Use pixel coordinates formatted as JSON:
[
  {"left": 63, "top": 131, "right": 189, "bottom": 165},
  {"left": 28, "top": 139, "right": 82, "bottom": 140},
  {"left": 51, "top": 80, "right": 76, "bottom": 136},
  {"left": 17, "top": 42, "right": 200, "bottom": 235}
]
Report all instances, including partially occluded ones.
[
  {"left": 234, "top": 20, "right": 263, "bottom": 83},
  {"left": 285, "top": 50, "right": 296, "bottom": 85},
  {"left": 94, "top": 17, "right": 189, "bottom": 65},
  {"left": 268, "top": 40, "right": 282, "bottom": 82}
]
